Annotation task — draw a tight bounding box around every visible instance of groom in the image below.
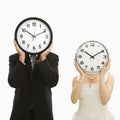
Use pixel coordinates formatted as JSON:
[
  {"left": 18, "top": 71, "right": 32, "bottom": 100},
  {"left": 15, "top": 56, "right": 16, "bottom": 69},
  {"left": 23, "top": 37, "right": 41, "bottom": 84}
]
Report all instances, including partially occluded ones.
[{"left": 8, "top": 40, "right": 59, "bottom": 120}]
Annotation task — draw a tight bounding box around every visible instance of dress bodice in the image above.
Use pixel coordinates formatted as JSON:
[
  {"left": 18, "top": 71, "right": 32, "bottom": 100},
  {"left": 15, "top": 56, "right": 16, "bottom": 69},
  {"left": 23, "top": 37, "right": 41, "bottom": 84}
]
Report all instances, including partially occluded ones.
[
  {"left": 72, "top": 75, "right": 115, "bottom": 120},
  {"left": 78, "top": 82, "right": 107, "bottom": 112}
]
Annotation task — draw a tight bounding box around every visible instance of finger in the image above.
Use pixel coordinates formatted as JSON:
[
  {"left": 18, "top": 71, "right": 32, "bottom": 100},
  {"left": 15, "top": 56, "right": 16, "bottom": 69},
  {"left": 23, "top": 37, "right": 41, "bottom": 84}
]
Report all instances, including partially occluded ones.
[
  {"left": 106, "top": 61, "right": 111, "bottom": 70},
  {"left": 103, "top": 61, "right": 111, "bottom": 73},
  {"left": 74, "top": 60, "right": 79, "bottom": 69},
  {"left": 108, "top": 72, "right": 110, "bottom": 78},
  {"left": 74, "top": 58, "right": 77, "bottom": 62},
  {"left": 105, "top": 59, "right": 111, "bottom": 66},
  {"left": 14, "top": 40, "right": 17, "bottom": 47},
  {"left": 74, "top": 60, "right": 77, "bottom": 68},
  {"left": 46, "top": 43, "right": 53, "bottom": 52},
  {"left": 104, "top": 60, "right": 108, "bottom": 66},
  {"left": 74, "top": 61, "right": 79, "bottom": 70},
  {"left": 75, "top": 62, "right": 83, "bottom": 73},
  {"left": 49, "top": 44, "right": 53, "bottom": 50},
  {"left": 14, "top": 40, "right": 19, "bottom": 50},
  {"left": 74, "top": 59, "right": 77, "bottom": 64},
  {"left": 50, "top": 43, "right": 53, "bottom": 48}
]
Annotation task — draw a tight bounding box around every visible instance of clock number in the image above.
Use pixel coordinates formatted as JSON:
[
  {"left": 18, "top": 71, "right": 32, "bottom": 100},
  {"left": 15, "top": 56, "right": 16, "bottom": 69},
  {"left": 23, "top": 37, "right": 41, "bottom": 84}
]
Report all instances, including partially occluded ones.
[
  {"left": 85, "top": 44, "right": 88, "bottom": 48},
  {"left": 90, "top": 42, "right": 95, "bottom": 47},
  {"left": 32, "top": 22, "right": 36, "bottom": 26},
  {"left": 97, "top": 66, "right": 100, "bottom": 69},
  {"left": 103, "top": 55, "right": 107, "bottom": 59},
  {"left": 43, "top": 41, "right": 46, "bottom": 44},
  {"left": 91, "top": 67, "right": 94, "bottom": 71},
  {"left": 81, "top": 49, "right": 84, "bottom": 52},
  {"left": 20, "top": 34, "right": 23, "bottom": 38},
  {"left": 27, "top": 24, "right": 30, "bottom": 28},
  {"left": 78, "top": 55, "right": 82, "bottom": 59},
  {"left": 27, "top": 44, "right": 30, "bottom": 48},
  {"left": 43, "top": 29, "right": 46, "bottom": 32},
  {"left": 39, "top": 24, "right": 42, "bottom": 28},
  {"left": 33, "top": 46, "right": 36, "bottom": 50},
  {"left": 101, "top": 61, "right": 104, "bottom": 65},
  {"left": 38, "top": 44, "right": 41, "bottom": 49},
  {"left": 45, "top": 35, "right": 48, "bottom": 39},
  {"left": 80, "top": 61, "right": 84, "bottom": 65},
  {"left": 85, "top": 65, "right": 88, "bottom": 69},
  {"left": 22, "top": 40, "right": 25, "bottom": 44},
  {"left": 22, "top": 28, "right": 26, "bottom": 32}
]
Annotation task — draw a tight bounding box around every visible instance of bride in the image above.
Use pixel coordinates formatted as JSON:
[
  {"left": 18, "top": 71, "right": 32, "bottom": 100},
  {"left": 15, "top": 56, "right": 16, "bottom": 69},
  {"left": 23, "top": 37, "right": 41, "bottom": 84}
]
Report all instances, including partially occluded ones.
[{"left": 71, "top": 59, "right": 116, "bottom": 120}]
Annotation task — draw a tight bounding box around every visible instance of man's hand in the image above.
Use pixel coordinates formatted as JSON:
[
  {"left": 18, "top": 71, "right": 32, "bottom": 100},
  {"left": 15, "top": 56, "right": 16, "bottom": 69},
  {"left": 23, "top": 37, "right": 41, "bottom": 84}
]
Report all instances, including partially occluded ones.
[
  {"left": 14, "top": 40, "right": 25, "bottom": 64},
  {"left": 38, "top": 43, "right": 53, "bottom": 61}
]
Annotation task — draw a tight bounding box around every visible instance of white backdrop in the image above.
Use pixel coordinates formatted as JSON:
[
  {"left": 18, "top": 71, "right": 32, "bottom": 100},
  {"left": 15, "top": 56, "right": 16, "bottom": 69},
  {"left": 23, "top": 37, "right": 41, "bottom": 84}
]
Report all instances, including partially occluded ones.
[{"left": 0, "top": 0, "right": 120, "bottom": 120}]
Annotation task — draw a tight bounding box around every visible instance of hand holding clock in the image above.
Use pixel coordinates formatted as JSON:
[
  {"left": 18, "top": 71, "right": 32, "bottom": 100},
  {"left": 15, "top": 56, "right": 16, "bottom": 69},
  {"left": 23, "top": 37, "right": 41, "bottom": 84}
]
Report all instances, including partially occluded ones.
[
  {"left": 14, "top": 40, "right": 25, "bottom": 64},
  {"left": 14, "top": 40, "right": 53, "bottom": 63},
  {"left": 74, "top": 59, "right": 85, "bottom": 77},
  {"left": 38, "top": 43, "right": 53, "bottom": 62},
  {"left": 100, "top": 60, "right": 111, "bottom": 77}
]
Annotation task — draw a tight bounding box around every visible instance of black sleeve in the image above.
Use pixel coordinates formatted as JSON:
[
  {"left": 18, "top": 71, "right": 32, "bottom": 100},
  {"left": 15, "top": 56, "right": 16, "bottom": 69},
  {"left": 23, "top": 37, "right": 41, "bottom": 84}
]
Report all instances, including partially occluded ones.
[
  {"left": 36, "top": 53, "right": 59, "bottom": 88},
  {"left": 8, "top": 54, "right": 28, "bottom": 88}
]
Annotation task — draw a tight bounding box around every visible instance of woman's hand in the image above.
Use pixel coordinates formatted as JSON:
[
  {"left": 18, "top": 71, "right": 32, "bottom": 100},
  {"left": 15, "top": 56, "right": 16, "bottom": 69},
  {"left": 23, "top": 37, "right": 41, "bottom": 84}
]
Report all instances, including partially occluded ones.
[
  {"left": 14, "top": 40, "right": 25, "bottom": 64},
  {"left": 38, "top": 43, "right": 53, "bottom": 61},
  {"left": 74, "top": 59, "right": 85, "bottom": 77},
  {"left": 100, "top": 59, "right": 111, "bottom": 77}
]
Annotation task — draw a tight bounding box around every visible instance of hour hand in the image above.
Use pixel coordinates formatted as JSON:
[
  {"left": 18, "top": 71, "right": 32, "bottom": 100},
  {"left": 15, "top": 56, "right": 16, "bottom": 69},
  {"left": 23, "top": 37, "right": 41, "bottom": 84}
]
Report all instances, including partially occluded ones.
[
  {"left": 23, "top": 29, "right": 36, "bottom": 38},
  {"left": 84, "top": 51, "right": 94, "bottom": 59}
]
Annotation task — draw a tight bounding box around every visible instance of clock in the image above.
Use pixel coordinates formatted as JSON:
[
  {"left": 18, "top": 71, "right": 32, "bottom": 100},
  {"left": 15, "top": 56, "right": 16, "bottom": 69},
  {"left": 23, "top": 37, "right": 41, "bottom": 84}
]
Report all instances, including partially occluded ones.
[
  {"left": 14, "top": 17, "right": 53, "bottom": 54},
  {"left": 75, "top": 40, "right": 109, "bottom": 73}
]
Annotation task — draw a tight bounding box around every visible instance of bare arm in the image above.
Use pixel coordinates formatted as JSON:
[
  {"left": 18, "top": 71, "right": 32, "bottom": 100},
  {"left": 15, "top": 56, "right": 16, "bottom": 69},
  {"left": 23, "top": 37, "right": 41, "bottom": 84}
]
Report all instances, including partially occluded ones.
[
  {"left": 71, "top": 59, "right": 85, "bottom": 104},
  {"left": 99, "top": 60, "right": 114, "bottom": 105},
  {"left": 71, "top": 76, "right": 84, "bottom": 104}
]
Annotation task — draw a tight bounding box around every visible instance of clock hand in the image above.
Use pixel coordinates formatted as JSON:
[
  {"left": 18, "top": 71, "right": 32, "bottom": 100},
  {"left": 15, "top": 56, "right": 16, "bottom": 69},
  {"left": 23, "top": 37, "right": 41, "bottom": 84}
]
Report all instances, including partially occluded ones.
[
  {"left": 84, "top": 51, "right": 94, "bottom": 59},
  {"left": 24, "top": 29, "right": 36, "bottom": 38},
  {"left": 92, "top": 50, "right": 104, "bottom": 58},
  {"left": 34, "top": 30, "right": 46, "bottom": 37},
  {"left": 32, "top": 26, "right": 36, "bottom": 41}
]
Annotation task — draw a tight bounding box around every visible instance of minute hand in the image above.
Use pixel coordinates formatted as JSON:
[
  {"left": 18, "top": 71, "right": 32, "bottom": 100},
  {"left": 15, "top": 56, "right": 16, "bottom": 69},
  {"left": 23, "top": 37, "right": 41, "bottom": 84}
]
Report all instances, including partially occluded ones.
[
  {"left": 92, "top": 50, "right": 104, "bottom": 58},
  {"left": 34, "top": 31, "right": 45, "bottom": 37}
]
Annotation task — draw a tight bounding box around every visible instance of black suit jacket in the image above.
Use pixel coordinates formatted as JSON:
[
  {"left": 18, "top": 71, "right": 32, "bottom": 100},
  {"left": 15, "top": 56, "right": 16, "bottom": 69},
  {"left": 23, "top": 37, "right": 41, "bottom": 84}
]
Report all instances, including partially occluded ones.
[{"left": 8, "top": 52, "right": 59, "bottom": 120}]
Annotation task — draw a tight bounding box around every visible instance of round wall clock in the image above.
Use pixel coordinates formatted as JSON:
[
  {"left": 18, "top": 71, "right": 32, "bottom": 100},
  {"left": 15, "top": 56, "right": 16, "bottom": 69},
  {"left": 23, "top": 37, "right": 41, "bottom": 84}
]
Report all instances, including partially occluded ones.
[
  {"left": 75, "top": 40, "right": 109, "bottom": 73},
  {"left": 14, "top": 17, "right": 53, "bottom": 54}
]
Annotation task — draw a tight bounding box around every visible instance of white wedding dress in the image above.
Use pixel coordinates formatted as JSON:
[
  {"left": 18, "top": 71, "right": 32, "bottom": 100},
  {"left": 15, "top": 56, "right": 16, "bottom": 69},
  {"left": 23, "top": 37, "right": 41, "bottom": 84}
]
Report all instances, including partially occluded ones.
[{"left": 72, "top": 76, "right": 115, "bottom": 120}]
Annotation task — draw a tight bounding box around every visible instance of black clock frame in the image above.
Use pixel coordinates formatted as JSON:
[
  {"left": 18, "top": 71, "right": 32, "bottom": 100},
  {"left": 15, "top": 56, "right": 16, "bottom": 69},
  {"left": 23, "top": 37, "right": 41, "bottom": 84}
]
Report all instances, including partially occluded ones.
[{"left": 14, "top": 17, "right": 53, "bottom": 55}]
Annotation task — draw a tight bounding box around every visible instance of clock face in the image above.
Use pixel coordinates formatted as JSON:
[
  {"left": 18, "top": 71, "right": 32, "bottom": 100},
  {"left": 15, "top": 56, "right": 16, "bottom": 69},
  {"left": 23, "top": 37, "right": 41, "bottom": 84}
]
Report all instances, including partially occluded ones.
[
  {"left": 75, "top": 40, "right": 109, "bottom": 73},
  {"left": 15, "top": 17, "right": 53, "bottom": 54}
]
